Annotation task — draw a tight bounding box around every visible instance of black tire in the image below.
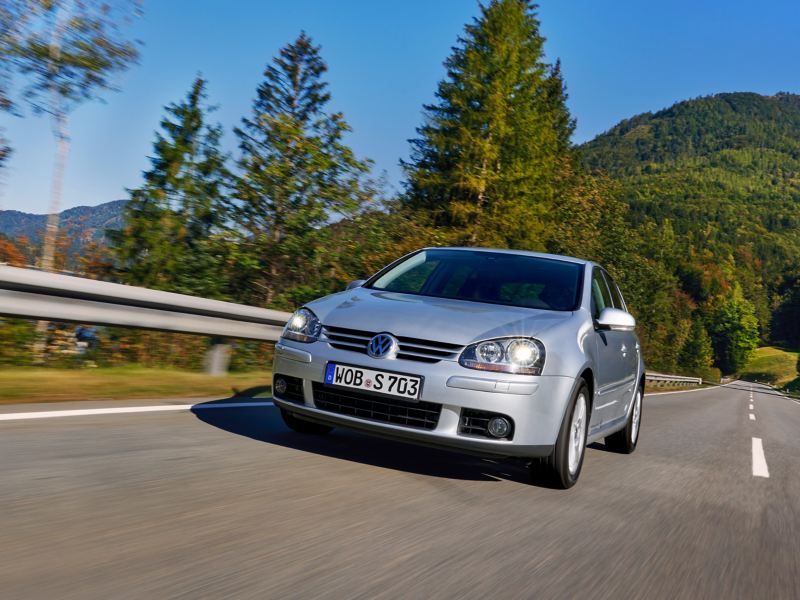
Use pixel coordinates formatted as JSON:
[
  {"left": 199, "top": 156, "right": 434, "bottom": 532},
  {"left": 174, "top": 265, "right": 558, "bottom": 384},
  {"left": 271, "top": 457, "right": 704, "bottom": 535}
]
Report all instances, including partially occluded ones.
[
  {"left": 280, "top": 408, "right": 334, "bottom": 435},
  {"left": 530, "top": 380, "right": 589, "bottom": 489},
  {"left": 605, "top": 385, "right": 643, "bottom": 454}
]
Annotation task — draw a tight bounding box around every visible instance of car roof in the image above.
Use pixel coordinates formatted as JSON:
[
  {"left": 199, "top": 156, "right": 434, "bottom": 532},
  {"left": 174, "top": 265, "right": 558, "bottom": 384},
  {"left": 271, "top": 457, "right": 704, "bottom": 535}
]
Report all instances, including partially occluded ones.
[{"left": 423, "top": 247, "right": 592, "bottom": 267}]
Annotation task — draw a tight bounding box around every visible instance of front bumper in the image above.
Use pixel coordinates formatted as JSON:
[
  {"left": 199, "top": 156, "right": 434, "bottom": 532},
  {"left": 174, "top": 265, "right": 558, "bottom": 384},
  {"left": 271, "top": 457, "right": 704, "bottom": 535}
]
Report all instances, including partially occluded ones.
[{"left": 272, "top": 339, "right": 577, "bottom": 458}]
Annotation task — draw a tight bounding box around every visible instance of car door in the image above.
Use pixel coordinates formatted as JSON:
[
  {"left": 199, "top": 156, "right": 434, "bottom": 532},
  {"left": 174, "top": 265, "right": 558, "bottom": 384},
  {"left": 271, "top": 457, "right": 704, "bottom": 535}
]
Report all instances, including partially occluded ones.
[
  {"left": 590, "top": 268, "right": 629, "bottom": 425},
  {"left": 601, "top": 270, "right": 639, "bottom": 422}
]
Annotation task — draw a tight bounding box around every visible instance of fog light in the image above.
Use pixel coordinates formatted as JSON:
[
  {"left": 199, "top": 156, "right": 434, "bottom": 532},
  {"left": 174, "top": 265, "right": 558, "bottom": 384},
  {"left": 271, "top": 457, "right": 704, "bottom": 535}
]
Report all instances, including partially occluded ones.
[
  {"left": 487, "top": 416, "right": 510, "bottom": 438},
  {"left": 274, "top": 376, "right": 287, "bottom": 395}
]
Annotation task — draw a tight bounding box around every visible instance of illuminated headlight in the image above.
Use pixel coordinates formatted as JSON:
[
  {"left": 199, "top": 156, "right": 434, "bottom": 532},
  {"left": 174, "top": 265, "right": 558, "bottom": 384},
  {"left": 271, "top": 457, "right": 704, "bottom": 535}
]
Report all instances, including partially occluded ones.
[
  {"left": 459, "top": 337, "right": 545, "bottom": 375},
  {"left": 282, "top": 308, "right": 322, "bottom": 343}
]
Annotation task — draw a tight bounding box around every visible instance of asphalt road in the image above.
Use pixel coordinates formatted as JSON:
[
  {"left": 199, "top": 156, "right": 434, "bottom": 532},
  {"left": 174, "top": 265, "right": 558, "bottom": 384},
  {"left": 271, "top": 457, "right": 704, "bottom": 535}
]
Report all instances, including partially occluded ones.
[{"left": 1, "top": 382, "right": 798, "bottom": 599}]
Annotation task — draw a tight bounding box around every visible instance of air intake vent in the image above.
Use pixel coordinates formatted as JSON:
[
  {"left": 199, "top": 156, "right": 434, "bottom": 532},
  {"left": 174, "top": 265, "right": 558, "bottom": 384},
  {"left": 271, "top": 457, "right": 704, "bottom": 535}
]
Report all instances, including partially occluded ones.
[
  {"left": 322, "top": 325, "right": 462, "bottom": 363},
  {"left": 312, "top": 382, "right": 442, "bottom": 430}
]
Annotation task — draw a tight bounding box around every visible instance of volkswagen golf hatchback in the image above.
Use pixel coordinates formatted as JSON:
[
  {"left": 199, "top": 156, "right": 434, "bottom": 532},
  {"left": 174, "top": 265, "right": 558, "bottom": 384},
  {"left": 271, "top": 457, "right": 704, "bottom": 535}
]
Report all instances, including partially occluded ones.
[{"left": 272, "top": 248, "right": 644, "bottom": 488}]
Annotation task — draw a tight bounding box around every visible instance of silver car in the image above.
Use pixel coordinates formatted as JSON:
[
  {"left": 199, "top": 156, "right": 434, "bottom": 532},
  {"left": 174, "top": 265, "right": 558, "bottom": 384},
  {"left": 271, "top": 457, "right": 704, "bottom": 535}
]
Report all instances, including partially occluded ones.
[{"left": 272, "top": 247, "right": 644, "bottom": 488}]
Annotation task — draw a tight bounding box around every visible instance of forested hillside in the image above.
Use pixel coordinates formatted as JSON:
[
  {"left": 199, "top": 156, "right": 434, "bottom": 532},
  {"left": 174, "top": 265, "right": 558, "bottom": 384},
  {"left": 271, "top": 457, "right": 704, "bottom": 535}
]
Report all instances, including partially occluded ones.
[
  {"left": 581, "top": 92, "right": 800, "bottom": 365},
  {"left": 0, "top": 200, "right": 126, "bottom": 267}
]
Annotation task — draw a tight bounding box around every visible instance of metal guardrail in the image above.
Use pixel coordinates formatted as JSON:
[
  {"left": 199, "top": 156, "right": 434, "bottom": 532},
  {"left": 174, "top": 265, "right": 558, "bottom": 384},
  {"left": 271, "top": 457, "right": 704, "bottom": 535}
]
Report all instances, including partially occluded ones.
[
  {"left": 0, "top": 265, "right": 292, "bottom": 342},
  {"left": 1, "top": 265, "right": 706, "bottom": 384},
  {"left": 645, "top": 372, "right": 703, "bottom": 387}
]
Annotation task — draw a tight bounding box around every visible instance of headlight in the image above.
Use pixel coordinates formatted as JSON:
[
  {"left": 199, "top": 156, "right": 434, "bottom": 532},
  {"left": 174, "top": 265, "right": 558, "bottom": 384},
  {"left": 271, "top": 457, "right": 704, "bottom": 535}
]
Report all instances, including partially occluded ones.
[
  {"left": 282, "top": 308, "right": 322, "bottom": 343},
  {"left": 459, "top": 337, "right": 545, "bottom": 375}
]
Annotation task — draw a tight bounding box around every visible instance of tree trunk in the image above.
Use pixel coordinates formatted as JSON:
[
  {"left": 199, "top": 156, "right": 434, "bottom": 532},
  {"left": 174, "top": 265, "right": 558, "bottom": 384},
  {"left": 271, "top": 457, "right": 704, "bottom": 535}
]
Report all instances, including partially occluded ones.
[
  {"left": 469, "top": 149, "right": 491, "bottom": 244},
  {"left": 41, "top": 111, "right": 69, "bottom": 272},
  {"left": 40, "top": 0, "right": 72, "bottom": 272},
  {"left": 34, "top": 0, "right": 71, "bottom": 363}
]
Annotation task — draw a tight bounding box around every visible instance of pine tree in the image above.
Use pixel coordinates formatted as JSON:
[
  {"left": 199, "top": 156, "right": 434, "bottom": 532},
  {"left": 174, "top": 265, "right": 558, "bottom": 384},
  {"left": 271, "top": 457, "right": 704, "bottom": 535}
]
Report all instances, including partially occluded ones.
[
  {"left": 679, "top": 317, "right": 714, "bottom": 374},
  {"left": 109, "top": 77, "right": 231, "bottom": 298},
  {"left": 402, "top": 0, "right": 575, "bottom": 249},
  {"left": 232, "top": 32, "right": 374, "bottom": 307}
]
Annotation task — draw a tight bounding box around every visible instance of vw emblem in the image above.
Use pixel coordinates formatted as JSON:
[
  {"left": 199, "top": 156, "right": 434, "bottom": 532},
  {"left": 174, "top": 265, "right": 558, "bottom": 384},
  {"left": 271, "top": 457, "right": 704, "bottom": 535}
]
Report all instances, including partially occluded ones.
[{"left": 367, "top": 333, "right": 399, "bottom": 359}]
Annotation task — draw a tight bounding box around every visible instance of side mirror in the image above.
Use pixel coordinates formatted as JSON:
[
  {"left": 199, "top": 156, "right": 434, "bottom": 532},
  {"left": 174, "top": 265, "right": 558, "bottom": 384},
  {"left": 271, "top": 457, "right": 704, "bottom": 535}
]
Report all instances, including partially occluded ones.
[
  {"left": 346, "top": 279, "right": 366, "bottom": 291},
  {"left": 596, "top": 307, "right": 636, "bottom": 332}
]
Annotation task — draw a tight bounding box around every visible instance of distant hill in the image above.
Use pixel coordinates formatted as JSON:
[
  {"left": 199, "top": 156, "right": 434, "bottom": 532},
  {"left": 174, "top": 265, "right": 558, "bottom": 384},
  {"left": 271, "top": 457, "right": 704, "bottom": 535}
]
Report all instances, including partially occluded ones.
[
  {"left": 0, "top": 199, "right": 127, "bottom": 255},
  {"left": 582, "top": 91, "right": 800, "bottom": 173},
  {"left": 580, "top": 91, "right": 800, "bottom": 338}
]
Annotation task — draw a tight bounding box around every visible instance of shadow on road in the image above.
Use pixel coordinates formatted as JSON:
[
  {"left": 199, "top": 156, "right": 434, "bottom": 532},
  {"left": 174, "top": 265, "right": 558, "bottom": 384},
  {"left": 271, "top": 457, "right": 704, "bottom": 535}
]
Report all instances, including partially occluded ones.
[
  {"left": 192, "top": 396, "right": 532, "bottom": 484},
  {"left": 588, "top": 441, "right": 615, "bottom": 453}
]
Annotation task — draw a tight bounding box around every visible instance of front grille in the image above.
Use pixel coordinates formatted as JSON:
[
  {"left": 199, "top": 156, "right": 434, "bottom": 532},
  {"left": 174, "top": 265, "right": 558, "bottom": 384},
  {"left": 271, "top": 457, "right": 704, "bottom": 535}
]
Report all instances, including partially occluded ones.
[
  {"left": 312, "top": 382, "right": 442, "bottom": 430},
  {"left": 274, "top": 374, "right": 304, "bottom": 404},
  {"left": 322, "top": 325, "right": 462, "bottom": 363},
  {"left": 460, "top": 409, "right": 515, "bottom": 440}
]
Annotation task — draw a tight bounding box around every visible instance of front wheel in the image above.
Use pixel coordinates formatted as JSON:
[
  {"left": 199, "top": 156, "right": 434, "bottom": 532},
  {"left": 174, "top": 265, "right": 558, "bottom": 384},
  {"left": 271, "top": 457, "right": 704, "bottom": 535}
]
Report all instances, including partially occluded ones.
[
  {"left": 605, "top": 386, "right": 642, "bottom": 453},
  {"left": 280, "top": 408, "right": 334, "bottom": 435},
  {"left": 530, "top": 380, "right": 589, "bottom": 489}
]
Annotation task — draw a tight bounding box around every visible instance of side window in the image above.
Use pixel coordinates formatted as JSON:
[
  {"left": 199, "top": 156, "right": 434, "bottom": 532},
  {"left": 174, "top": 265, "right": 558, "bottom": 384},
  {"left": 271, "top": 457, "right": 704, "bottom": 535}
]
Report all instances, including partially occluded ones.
[
  {"left": 602, "top": 271, "right": 626, "bottom": 311},
  {"left": 590, "top": 268, "right": 613, "bottom": 318}
]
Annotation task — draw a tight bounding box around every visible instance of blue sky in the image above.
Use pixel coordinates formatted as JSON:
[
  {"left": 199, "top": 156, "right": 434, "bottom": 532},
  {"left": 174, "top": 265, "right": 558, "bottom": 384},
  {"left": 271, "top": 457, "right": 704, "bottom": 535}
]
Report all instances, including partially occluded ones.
[{"left": 2, "top": 0, "right": 799, "bottom": 214}]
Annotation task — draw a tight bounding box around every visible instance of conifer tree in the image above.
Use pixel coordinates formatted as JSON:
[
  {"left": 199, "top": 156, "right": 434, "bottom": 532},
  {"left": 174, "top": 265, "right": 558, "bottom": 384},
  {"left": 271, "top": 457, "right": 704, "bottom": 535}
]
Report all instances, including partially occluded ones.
[
  {"left": 679, "top": 317, "right": 714, "bottom": 375},
  {"left": 232, "top": 32, "right": 374, "bottom": 307},
  {"left": 110, "top": 77, "right": 231, "bottom": 298},
  {"left": 403, "top": 0, "right": 575, "bottom": 249}
]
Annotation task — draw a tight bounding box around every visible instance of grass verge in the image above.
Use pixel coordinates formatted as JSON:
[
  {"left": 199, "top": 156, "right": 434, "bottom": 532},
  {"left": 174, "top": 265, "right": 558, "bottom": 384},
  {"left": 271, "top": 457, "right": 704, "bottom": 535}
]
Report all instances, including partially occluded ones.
[
  {"left": 0, "top": 367, "right": 272, "bottom": 405},
  {"left": 740, "top": 346, "right": 799, "bottom": 389}
]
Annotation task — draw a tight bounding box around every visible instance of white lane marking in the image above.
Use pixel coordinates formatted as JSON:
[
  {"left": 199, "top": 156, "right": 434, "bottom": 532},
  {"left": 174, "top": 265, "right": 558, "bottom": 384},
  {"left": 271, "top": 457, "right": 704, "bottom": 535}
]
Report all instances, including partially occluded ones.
[
  {"left": 647, "top": 381, "right": 735, "bottom": 396},
  {"left": 752, "top": 437, "right": 770, "bottom": 478},
  {"left": 0, "top": 401, "right": 274, "bottom": 422},
  {"left": 749, "top": 413, "right": 756, "bottom": 421},
  {"left": 749, "top": 403, "right": 754, "bottom": 409}
]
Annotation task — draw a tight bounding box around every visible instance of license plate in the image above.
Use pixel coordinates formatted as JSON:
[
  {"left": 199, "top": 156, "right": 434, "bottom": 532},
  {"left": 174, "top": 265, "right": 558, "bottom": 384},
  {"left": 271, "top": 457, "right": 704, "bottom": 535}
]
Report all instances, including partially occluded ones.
[{"left": 324, "top": 363, "right": 422, "bottom": 401}]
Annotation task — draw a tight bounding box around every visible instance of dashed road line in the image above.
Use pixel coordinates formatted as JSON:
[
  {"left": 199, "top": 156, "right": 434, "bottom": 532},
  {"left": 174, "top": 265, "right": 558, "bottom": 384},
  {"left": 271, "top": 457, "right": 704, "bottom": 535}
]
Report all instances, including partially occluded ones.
[
  {"left": 752, "top": 437, "right": 770, "bottom": 478},
  {"left": 749, "top": 413, "right": 756, "bottom": 421},
  {"left": 647, "top": 381, "right": 735, "bottom": 396},
  {"left": 0, "top": 401, "right": 275, "bottom": 422}
]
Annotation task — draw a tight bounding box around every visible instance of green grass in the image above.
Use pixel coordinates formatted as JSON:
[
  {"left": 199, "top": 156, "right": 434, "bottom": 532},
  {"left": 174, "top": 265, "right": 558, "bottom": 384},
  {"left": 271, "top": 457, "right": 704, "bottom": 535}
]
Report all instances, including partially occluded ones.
[
  {"left": 740, "top": 346, "right": 799, "bottom": 390},
  {"left": 0, "top": 367, "right": 272, "bottom": 405}
]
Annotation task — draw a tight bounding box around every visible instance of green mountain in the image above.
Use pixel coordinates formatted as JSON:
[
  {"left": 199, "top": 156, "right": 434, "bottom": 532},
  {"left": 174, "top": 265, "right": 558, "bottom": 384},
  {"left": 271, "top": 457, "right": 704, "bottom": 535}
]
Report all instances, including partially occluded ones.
[
  {"left": 582, "top": 91, "right": 800, "bottom": 173},
  {"left": 581, "top": 92, "right": 800, "bottom": 345},
  {"left": 0, "top": 199, "right": 127, "bottom": 259}
]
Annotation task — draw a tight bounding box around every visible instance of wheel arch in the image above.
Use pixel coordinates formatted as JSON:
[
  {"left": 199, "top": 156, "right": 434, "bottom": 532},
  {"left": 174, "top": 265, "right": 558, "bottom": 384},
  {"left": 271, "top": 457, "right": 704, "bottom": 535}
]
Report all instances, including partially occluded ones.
[{"left": 578, "top": 366, "right": 595, "bottom": 415}]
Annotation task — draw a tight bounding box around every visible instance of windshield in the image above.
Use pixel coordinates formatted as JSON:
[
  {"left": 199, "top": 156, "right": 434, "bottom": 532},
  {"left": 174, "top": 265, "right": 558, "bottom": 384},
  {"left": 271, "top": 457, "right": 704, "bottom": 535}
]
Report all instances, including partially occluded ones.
[{"left": 367, "top": 250, "right": 583, "bottom": 311}]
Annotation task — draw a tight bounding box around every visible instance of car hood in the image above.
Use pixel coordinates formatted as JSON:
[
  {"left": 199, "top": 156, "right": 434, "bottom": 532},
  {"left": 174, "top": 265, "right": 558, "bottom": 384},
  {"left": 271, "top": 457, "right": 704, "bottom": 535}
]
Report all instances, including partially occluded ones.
[{"left": 306, "top": 288, "right": 574, "bottom": 346}]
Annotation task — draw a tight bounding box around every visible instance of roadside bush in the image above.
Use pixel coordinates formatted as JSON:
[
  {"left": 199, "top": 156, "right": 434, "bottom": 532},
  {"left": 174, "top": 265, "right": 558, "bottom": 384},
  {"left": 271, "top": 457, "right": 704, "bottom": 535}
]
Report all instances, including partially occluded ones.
[
  {"left": 0, "top": 319, "right": 37, "bottom": 366},
  {"left": 696, "top": 366, "right": 722, "bottom": 384}
]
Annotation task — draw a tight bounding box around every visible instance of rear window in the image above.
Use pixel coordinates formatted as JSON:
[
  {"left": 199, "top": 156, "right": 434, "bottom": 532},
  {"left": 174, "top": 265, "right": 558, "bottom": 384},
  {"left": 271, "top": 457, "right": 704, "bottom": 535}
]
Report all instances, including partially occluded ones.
[{"left": 368, "top": 250, "right": 583, "bottom": 311}]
